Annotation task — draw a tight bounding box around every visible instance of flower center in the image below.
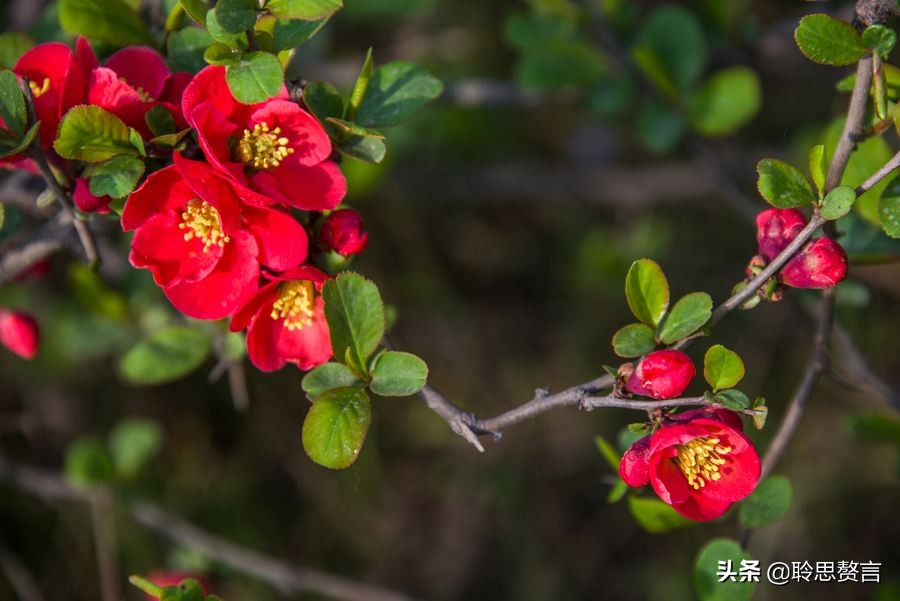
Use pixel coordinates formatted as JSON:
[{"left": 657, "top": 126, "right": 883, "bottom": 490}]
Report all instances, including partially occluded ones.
[
  {"left": 178, "top": 199, "right": 229, "bottom": 252},
  {"left": 29, "top": 78, "right": 51, "bottom": 98},
  {"left": 674, "top": 436, "right": 732, "bottom": 490},
  {"left": 118, "top": 77, "right": 152, "bottom": 101},
  {"left": 270, "top": 280, "right": 316, "bottom": 331},
  {"left": 236, "top": 121, "right": 293, "bottom": 169}
]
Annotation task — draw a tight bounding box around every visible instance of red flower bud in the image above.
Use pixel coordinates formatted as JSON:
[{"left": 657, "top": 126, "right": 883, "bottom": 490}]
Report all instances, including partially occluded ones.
[
  {"left": 73, "top": 178, "right": 111, "bottom": 214},
  {"left": 625, "top": 349, "right": 695, "bottom": 399},
  {"left": 618, "top": 410, "right": 761, "bottom": 521},
  {"left": 756, "top": 208, "right": 806, "bottom": 262},
  {"left": 319, "top": 209, "right": 369, "bottom": 256},
  {"left": 145, "top": 571, "right": 211, "bottom": 599},
  {"left": 780, "top": 237, "right": 848, "bottom": 289},
  {"left": 0, "top": 309, "right": 39, "bottom": 359}
]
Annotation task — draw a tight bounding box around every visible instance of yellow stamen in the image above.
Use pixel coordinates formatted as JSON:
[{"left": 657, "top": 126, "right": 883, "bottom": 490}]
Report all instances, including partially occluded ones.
[
  {"left": 674, "top": 436, "right": 732, "bottom": 490},
  {"left": 178, "top": 199, "right": 229, "bottom": 252},
  {"left": 29, "top": 78, "right": 51, "bottom": 98},
  {"left": 270, "top": 280, "right": 316, "bottom": 331},
  {"left": 236, "top": 121, "right": 293, "bottom": 169},
  {"left": 118, "top": 76, "right": 152, "bottom": 101}
]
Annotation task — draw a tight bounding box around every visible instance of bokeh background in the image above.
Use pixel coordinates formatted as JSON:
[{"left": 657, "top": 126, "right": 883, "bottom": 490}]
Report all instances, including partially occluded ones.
[{"left": 0, "top": 0, "right": 898, "bottom": 599}]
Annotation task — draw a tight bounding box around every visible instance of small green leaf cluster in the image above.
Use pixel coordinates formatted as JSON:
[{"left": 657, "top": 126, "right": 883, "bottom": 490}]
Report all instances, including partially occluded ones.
[
  {"left": 300, "top": 273, "right": 428, "bottom": 469},
  {"left": 0, "top": 70, "right": 41, "bottom": 159},
  {"left": 64, "top": 418, "right": 163, "bottom": 487},
  {"left": 756, "top": 150, "right": 858, "bottom": 220},
  {"left": 130, "top": 575, "right": 222, "bottom": 601}
]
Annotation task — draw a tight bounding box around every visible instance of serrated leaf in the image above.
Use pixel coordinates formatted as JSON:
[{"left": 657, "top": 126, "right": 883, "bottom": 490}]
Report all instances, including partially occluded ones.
[
  {"left": 738, "top": 475, "right": 793, "bottom": 528},
  {"left": 302, "top": 386, "right": 371, "bottom": 469},
  {"left": 215, "top": 0, "right": 257, "bottom": 34},
  {"left": 108, "top": 418, "right": 162, "bottom": 478},
  {"left": 713, "top": 388, "right": 750, "bottom": 410},
  {"left": 879, "top": 174, "right": 900, "bottom": 238},
  {"left": 301, "top": 362, "right": 363, "bottom": 400},
  {"left": 703, "top": 344, "right": 745, "bottom": 392},
  {"left": 0, "top": 70, "right": 26, "bottom": 136},
  {"left": 657, "top": 292, "right": 712, "bottom": 345},
  {"left": 632, "top": 6, "right": 706, "bottom": 98},
  {"left": 808, "top": 144, "right": 827, "bottom": 198},
  {"left": 756, "top": 158, "right": 816, "bottom": 208},
  {"left": 694, "top": 539, "right": 755, "bottom": 601},
  {"left": 688, "top": 67, "right": 760, "bottom": 136},
  {"left": 119, "top": 326, "right": 212, "bottom": 385},
  {"left": 64, "top": 438, "right": 115, "bottom": 488},
  {"left": 339, "top": 135, "right": 386, "bottom": 163},
  {"left": 355, "top": 61, "right": 443, "bottom": 128},
  {"left": 624, "top": 258, "right": 669, "bottom": 327},
  {"left": 322, "top": 272, "right": 385, "bottom": 373},
  {"left": 862, "top": 24, "right": 896, "bottom": 59},
  {"left": 225, "top": 51, "right": 284, "bottom": 103},
  {"left": 89, "top": 155, "right": 145, "bottom": 198},
  {"left": 266, "top": 0, "right": 342, "bottom": 20},
  {"left": 369, "top": 350, "right": 428, "bottom": 396},
  {"left": 54, "top": 106, "right": 140, "bottom": 162},
  {"left": 612, "top": 323, "right": 656, "bottom": 358},
  {"left": 59, "top": 0, "right": 152, "bottom": 46},
  {"left": 820, "top": 185, "right": 856, "bottom": 220},
  {"left": 627, "top": 495, "right": 695, "bottom": 533},
  {"left": 795, "top": 14, "right": 866, "bottom": 67},
  {"left": 273, "top": 17, "right": 329, "bottom": 51}
]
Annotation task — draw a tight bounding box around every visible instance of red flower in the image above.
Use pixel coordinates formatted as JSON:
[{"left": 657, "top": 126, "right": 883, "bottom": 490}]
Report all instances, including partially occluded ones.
[
  {"left": 625, "top": 350, "right": 695, "bottom": 399},
  {"left": 230, "top": 265, "right": 332, "bottom": 372},
  {"left": 182, "top": 66, "right": 346, "bottom": 211},
  {"left": 756, "top": 208, "right": 806, "bottom": 262},
  {"left": 781, "top": 237, "right": 848, "bottom": 289},
  {"left": 73, "top": 178, "right": 111, "bottom": 213},
  {"left": 619, "top": 409, "right": 760, "bottom": 521},
  {"left": 0, "top": 309, "right": 39, "bottom": 359},
  {"left": 319, "top": 208, "right": 369, "bottom": 256},
  {"left": 122, "top": 154, "right": 308, "bottom": 320},
  {"left": 88, "top": 46, "right": 191, "bottom": 138}
]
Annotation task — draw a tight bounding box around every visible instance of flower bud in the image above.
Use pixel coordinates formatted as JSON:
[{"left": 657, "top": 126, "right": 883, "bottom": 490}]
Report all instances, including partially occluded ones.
[
  {"left": 625, "top": 349, "right": 695, "bottom": 399},
  {"left": 319, "top": 209, "right": 368, "bottom": 256},
  {"left": 756, "top": 208, "right": 806, "bottom": 262},
  {"left": 0, "top": 309, "right": 39, "bottom": 359},
  {"left": 781, "top": 237, "right": 848, "bottom": 289},
  {"left": 73, "top": 178, "right": 111, "bottom": 213}
]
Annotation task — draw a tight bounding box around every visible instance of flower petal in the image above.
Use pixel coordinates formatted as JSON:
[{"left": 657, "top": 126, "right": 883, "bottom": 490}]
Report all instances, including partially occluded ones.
[
  {"left": 121, "top": 164, "right": 195, "bottom": 230},
  {"left": 104, "top": 46, "right": 170, "bottom": 100},
  {"left": 248, "top": 100, "right": 332, "bottom": 166},
  {"left": 241, "top": 204, "right": 308, "bottom": 272},
  {"left": 249, "top": 158, "right": 346, "bottom": 211}
]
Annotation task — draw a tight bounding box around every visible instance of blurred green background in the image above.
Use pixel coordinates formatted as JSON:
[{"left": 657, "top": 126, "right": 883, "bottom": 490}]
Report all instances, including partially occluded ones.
[{"left": 0, "top": 0, "right": 898, "bottom": 599}]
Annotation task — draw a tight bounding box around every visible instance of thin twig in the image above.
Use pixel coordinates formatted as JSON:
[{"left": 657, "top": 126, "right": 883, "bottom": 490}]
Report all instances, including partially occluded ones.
[
  {"left": 827, "top": 56, "right": 874, "bottom": 192},
  {"left": 0, "top": 216, "right": 72, "bottom": 286},
  {"left": 89, "top": 493, "right": 120, "bottom": 601}
]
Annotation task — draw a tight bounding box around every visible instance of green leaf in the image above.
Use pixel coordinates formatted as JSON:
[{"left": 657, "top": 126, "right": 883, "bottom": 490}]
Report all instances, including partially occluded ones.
[
  {"left": 206, "top": 9, "right": 249, "bottom": 48},
  {"left": 694, "top": 538, "right": 755, "bottom": 601},
  {"left": 879, "top": 174, "right": 900, "bottom": 238},
  {"left": 89, "top": 155, "right": 145, "bottom": 198},
  {"left": 54, "top": 106, "right": 141, "bottom": 162},
  {"left": 795, "top": 14, "right": 866, "bottom": 67},
  {"left": 851, "top": 411, "right": 900, "bottom": 444},
  {"left": 627, "top": 495, "right": 695, "bottom": 533},
  {"left": 703, "top": 344, "right": 745, "bottom": 392},
  {"left": 119, "top": 326, "right": 212, "bottom": 385},
  {"left": 756, "top": 158, "right": 816, "bottom": 208},
  {"left": 346, "top": 47, "right": 373, "bottom": 121},
  {"left": 808, "top": 144, "right": 827, "bottom": 198},
  {"left": 825, "top": 117, "right": 893, "bottom": 224},
  {"left": 0, "top": 70, "right": 26, "bottom": 136},
  {"left": 204, "top": 42, "right": 243, "bottom": 66},
  {"left": 64, "top": 438, "right": 115, "bottom": 488},
  {"left": 594, "top": 435, "right": 621, "bottom": 471},
  {"left": 108, "top": 418, "right": 163, "bottom": 478},
  {"left": 325, "top": 117, "right": 384, "bottom": 139},
  {"left": 301, "top": 362, "right": 363, "bottom": 400},
  {"left": 355, "top": 61, "right": 443, "bottom": 128},
  {"left": 266, "top": 0, "right": 343, "bottom": 20},
  {"left": 862, "top": 25, "right": 896, "bottom": 59},
  {"left": 59, "top": 0, "right": 152, "bottom": 46},
  {"left": 612, "top": 323, "right": 656, "bottom": 358},
  {"left": 632, "top": 6, "right": 706, "bottom": 98},
  {"left": 178, "top": 0, "right": 209, "bottom": 24},
  {"left": 0, "top": 32, "right": 33, "bottom": 69},
  {"left": 338, "top": 135, "right": 386, "bottom": 163},
  {"left": 167, "top": 28, "right": 214, "bottom": 73},
  {"left": 273, "top": 17, "right": 329, "bottom": 51},
  {"left": 0, "top": 121, "right": 39, "bottom": 158},
  {"left": 607, "top": 480, "right": 628, "bottom": 504},
  {"left": 636, "top": 100, "right": 685, "bottom": 153},
  {"left": 304, "top": 80, "right": 344, "bottom": 122},
  {"left": 225, "top": 51, "right": 284, "bottom": 103},
  {"left": 514, "top": 38, "right": 607, "bottom": 90},
  {"left": 624, "top": 258, "right": 669, "bottom": 327},
  {"left": 322, "top": 272, "right": 385, "bottom": 372},
  {"left": 215, "top": 0, "right": 257, "bottom": 34},
  {"left": 657, "top": 292, "right": 712, "bottom": 345},
  {"left": 145, "top": 105, "right": 176, "bottom": 137},
  {"left": 820, "top": 185, "right": 857, "bottom": 220},
  {"left": 369, "top": 350, "right": 428, "bottom": 397},
  {"left": 128, "top": 576, "right": 162, "bottom": 598},
  {"left": 688, "top": 67, "right": 760, "bottom": 136},
  {"left": 302, "top": 386, "right": 371, "bottom": 469},
  {"left": 713, "top": 389, "right": 750, "bottom": 410},
  {"left": 738, "top": 475, "right": 793, "bottom": 528}
]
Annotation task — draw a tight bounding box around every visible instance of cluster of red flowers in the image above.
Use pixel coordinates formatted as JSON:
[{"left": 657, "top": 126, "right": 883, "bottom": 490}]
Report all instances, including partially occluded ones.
[{"left": 3, "top": 39, "right": 371, "bottom": 371}]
